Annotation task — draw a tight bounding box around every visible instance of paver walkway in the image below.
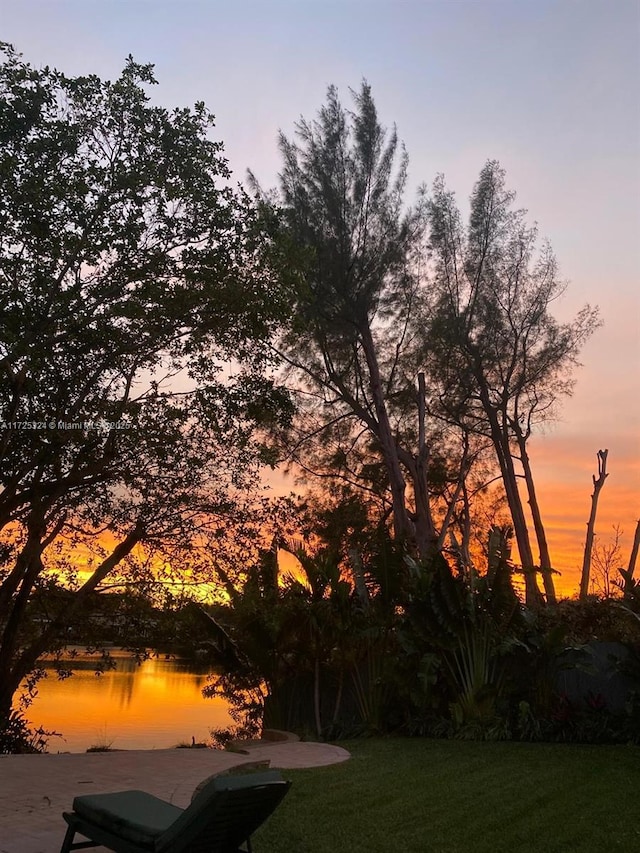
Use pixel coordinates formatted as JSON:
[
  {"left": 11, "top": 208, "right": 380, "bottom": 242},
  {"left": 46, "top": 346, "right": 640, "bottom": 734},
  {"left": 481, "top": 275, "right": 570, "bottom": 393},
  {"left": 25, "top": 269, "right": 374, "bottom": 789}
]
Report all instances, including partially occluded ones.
[{"left": 0, "top": 741, "right": 349, "bottom": 853}]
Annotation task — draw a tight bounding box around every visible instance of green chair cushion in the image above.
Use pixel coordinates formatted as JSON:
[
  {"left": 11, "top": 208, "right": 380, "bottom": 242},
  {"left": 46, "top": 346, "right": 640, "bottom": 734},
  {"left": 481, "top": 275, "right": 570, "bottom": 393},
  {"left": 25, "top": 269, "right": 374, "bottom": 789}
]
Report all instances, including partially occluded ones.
[{"left": 72, "top": 790, "right": 184, "bottom": 847}]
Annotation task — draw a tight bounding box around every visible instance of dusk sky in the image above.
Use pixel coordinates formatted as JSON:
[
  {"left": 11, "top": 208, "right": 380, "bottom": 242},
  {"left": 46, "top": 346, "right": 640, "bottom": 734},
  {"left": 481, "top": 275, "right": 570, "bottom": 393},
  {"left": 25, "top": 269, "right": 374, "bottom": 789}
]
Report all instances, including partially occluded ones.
[{"left": 3, "top": 0, "right": 639, "bottom": 594}]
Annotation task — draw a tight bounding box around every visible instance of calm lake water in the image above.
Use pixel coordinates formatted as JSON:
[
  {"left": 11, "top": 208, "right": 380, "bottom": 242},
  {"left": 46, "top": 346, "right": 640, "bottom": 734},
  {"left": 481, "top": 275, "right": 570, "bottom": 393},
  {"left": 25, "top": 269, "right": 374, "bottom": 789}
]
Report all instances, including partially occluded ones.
[{"left": 22, "top": 650, "right": 234, "bottom": 753}]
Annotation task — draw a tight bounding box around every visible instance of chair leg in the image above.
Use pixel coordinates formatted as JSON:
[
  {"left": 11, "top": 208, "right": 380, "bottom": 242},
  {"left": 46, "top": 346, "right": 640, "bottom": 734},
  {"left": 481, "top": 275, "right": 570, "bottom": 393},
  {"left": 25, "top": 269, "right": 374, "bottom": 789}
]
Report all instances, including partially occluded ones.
[
  {"left": 60, "top": 818, "right": 99, "bottom": 853},
  {"left": 59, "top": 823, "right": 76, "bottom": 853}
]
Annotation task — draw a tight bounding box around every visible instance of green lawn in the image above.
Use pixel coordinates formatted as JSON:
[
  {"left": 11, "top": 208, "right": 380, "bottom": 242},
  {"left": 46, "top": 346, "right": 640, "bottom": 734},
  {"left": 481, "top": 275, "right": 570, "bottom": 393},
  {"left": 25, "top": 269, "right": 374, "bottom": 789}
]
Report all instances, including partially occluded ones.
[{"left": 254, "top": 738, "right": 640, "bottom": 852}]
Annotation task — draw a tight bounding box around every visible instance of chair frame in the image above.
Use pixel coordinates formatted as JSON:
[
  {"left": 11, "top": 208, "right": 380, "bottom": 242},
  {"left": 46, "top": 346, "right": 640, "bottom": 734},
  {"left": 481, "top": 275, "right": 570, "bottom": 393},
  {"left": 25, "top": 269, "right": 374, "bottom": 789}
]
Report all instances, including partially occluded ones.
[{"left": 59, "top": 778, "right": 291, "bottom": 853}]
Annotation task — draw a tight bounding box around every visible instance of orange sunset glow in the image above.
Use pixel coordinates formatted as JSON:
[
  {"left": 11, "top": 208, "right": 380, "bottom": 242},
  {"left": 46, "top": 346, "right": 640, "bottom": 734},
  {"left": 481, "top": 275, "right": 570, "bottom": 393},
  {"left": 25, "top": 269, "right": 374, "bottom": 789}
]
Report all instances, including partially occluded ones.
[{"left": 529, "top": 396, "right": 640, "bottom": 597}]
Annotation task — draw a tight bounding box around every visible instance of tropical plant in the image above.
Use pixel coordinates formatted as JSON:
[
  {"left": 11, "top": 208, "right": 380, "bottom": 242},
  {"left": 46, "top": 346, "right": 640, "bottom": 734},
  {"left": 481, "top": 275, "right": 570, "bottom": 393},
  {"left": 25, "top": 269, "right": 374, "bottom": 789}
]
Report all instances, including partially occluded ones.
[
  {"left": 0, "top": 708, "right": 58, "bottom": 754},
  {"left": 447, "top": 623, "right": 501, "bottom": 727}
]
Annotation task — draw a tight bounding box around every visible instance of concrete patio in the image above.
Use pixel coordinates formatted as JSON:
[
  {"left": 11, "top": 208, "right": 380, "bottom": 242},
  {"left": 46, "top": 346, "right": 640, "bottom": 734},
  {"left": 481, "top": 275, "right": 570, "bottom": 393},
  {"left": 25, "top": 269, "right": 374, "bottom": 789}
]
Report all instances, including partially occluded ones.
[{"left": 0, "top": 741, "right": 350, "bottom": 853}]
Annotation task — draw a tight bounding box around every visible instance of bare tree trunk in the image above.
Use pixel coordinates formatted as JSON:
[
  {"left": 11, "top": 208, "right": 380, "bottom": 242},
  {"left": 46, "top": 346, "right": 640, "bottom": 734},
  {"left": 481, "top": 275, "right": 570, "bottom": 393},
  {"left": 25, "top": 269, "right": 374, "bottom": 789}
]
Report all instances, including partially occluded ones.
[
  {"left": 579, "top": 449, "right": 609, "bottom": 600},
  {"left": 622, "top": 518, "right": 640, "bottom": 598},
  {"left": 514, "top": 428, "right": 557, "bottom": 604}
]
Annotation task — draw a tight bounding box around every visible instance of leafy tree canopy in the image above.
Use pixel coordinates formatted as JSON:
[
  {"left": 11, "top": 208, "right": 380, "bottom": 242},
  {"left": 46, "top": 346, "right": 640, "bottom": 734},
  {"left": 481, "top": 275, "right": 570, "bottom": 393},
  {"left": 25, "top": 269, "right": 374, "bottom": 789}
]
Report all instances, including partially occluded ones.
[{"left": 0, "top": 44, "right": 291, "bottom": 717}]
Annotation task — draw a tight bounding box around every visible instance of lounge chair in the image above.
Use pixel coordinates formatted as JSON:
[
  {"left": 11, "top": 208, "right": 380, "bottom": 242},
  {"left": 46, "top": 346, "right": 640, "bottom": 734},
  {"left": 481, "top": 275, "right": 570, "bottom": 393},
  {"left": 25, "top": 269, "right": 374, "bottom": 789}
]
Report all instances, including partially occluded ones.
[{"left": 59, "top": 769, "right": 290, "bottom": 853}]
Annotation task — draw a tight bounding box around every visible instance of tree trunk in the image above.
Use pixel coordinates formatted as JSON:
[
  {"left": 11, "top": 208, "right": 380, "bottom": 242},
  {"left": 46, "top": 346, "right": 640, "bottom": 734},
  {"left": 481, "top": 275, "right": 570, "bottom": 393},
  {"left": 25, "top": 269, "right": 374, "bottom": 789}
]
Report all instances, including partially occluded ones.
[
  {"left": 0, "top": 508, "right": 48, "bottom": 716},
  {"left": 619, "top": 518, "right": 640, "bottom": 598},
  {"left": 313, "top": 655, "right": 322, "bottom": 738},
  {"left": 332, "top": 666, "right": 344, "bottom": 727},
  {"left": 0, "top": 523, "right": 144, "bottom": 720},
  {"left": 497, "top": 435, "right": 540, "bottom": 606},
  {"left": 413, "top": 372, "right": 439, "bottom": 557},
  {"left": 627, "top": 519, "right": 640, "bottom": 586},
  {"left": 514, "top": 427, "right": 557, "bottom": 604},
  {"left": 458, "top": 478, "right": 475, "bottom": 588},
  {"left": 396, "top": 374, "right": 442, "bottom": 560},
  {"left": 359, "top": 322, "right": 413, "bottom": 547},
  {"left": 579, "top": 449, "right": 609, "bottom": 600},
  {"left": 349, "top": 548, "right": 370, "bottom": 609},
  {"left": 479, "top": 393, "right": 542, "bottom": 607}
]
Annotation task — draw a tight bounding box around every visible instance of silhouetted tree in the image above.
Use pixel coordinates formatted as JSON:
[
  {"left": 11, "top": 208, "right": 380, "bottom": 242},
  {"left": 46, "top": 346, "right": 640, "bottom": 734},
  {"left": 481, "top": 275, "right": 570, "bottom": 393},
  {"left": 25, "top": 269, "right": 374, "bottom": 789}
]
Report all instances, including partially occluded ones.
[
  {"left": 619, "top": 519, "right": 640, "bottom": 599},
  {"left": 426, "top": 161, "right": 599, "bottom": 605},
  {"left": 252, "top": 83, "right": 467, "bottom": 563},
  {"left": 0, "top": 45, "right": 290, "bottom": 719},
  {"left": 579, "top": 449, "right": 609, "bottom": 599},
  {"left": 590, "top": 523, "right": 623, "bottom": 599}
]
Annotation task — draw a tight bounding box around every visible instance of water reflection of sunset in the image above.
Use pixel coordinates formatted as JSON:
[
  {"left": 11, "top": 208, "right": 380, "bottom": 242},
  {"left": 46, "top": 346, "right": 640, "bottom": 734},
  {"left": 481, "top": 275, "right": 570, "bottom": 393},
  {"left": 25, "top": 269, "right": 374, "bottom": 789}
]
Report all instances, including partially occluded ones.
[{"left": 26, "top": 653, "right": 233, "bottom": 753}]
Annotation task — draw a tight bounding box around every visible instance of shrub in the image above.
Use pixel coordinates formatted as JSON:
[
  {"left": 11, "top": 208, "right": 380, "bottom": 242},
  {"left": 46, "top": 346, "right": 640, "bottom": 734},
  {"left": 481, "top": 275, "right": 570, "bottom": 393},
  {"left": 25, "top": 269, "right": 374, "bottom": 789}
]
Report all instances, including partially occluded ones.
[{"left": 0, "top": 709, "right": 57, "bottom": 754}]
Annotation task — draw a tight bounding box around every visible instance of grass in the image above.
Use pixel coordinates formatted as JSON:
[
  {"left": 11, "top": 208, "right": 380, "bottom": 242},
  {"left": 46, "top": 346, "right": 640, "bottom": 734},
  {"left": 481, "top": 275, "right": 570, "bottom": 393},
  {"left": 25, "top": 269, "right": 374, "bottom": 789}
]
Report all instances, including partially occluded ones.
[
  {"left": 254, "top": 737, "right": 640, "bottom": 852},
  {"left": 86, "top": 725, "right": 115, "bottom": 752}
]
